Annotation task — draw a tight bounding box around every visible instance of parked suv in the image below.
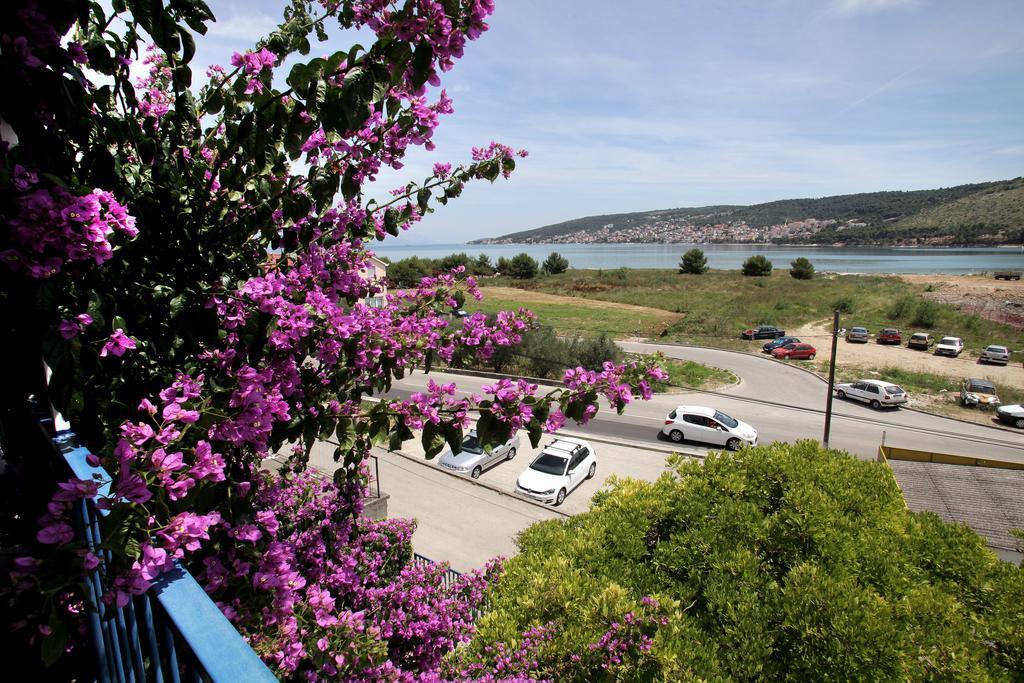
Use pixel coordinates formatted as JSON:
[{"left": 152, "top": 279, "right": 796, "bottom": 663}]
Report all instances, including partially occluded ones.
[
  {"left": 846, "top": 327, "right": 869, "bottom": 343},
  {"left": 438, "top": 429, "right": 520, "bottom": 479},
  {"left": 907, "top": 332, "right": 934, "bottom": 350},
  {"left": 835, "top": 379, "right": 908, "bottom": 409},
  {"left": 741, "top": 325, "right": 785, "bottom": 340},
  {"left": 935, "top": 336, "right": 965, "bottom": 357},
  {"left": 762, "top": 336, "right": 800, "bottom": 353},
  {"left": 960, "top": 378, "right": 999, "bottom": 409},
  {"left": 980, "top": 345, "right": 1010, "bottom": 365},
  {"left": 662, "top": 405, "right": 757, "bottom": 450},
  {"left": 877, "top": 328, "right": 901, "bottom": 344},
  {"left": 515, "top": 437, "right": 596, "bottom": 506}
]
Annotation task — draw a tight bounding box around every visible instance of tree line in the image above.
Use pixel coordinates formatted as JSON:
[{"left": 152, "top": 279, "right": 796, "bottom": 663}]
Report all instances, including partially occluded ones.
[
  {"left": 678, "top": 248, "right": 815, "bottom": 279},
  {"left": 385, "top": 251, "right": 569, "bottom": 286}
]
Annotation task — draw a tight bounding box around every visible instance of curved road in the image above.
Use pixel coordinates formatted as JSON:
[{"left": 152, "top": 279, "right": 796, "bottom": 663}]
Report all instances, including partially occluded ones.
[{"left": 390, "top": 341, "right": 1024, "bottom": 463}]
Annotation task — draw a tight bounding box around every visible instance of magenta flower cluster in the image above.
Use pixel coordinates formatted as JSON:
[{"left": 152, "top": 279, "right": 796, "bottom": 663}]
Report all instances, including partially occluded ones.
[{"left": 3, "top": 175, "right": 137, "bottom": 278}]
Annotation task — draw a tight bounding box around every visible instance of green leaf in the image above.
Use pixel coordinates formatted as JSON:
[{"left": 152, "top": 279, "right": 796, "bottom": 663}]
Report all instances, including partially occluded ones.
[
  {"left": 111, "top": 315, "right": 127, "bottom": 331},
  {"left": 422, "top": 422, "right": 446, "bottom": 458}
]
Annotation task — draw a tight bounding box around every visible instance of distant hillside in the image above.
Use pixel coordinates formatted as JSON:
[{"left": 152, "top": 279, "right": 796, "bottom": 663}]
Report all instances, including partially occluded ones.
[{"left": 473, "top": 179, "right": 1024, "bottom": 246}]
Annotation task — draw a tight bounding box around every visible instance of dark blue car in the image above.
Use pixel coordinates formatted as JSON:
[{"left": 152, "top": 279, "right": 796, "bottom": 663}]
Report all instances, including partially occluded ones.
[{"left": 763, "top": 336, "right": 800, "bottom": 353}]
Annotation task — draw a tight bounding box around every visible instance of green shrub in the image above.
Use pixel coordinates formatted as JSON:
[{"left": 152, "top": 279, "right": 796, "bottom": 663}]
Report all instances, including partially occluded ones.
[
  {"left": 473, "top": 254, "right": 495, "bottom": 276},
  {"left": 912, "top": 300, "right": 941, "bottom": 327},
  {"left": 438, "top": 252, "right": 473, "bottom": 272},
  {"left": 831, "top": 296, "right": 855, "bottom": 313},
  {"left": 386, "top": 256, "right": 434, "bottom": 287},
  {"left": 506, "top": 252, "right": 538, "bottom": 279},
  {"left": 495, "top": 256, "right": 511, "bottom": 274},
  {"left": 789, "top": 257, "right": 815, "bottom": 280},
  {"left": 887, "top": 295, "right": 917, "bottom": 320},
  {"left": 741, "top": 254, "right": 773, "bottom": 276},
  {"left": 541, "top": 251, "right": 570, "bottom": 275},
  {"left": 455, "top": 442, "right": 1024, "bottom": 680},
  {"left": 678, "top": 248, "right": 708, "bottom": 274}
]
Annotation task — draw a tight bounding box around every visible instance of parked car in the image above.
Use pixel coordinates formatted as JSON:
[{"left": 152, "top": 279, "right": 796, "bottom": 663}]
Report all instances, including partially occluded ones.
[
  {"left": 515, "top": 437, "right": 596, "bottom": 506},
  {"left": 877, "top": 328, "right": 901, "bottom": 344},
  {"left": 935, "top": 336, "right": 965, "bottom": 357},
  {"left": 835, "top": 379, "right": 908, "bottom": 409},
  {"left": 771, "top": 342, "right": 817, "bottom": 360},
  {"left": 661, "top": 405, "right": 757, "bottom": 450},
  {"left": 741, "top": 325, "right": 785, "bottom": 340},
  {"left": 438, "top": 429, "right": 520, "bottom": 479},
  {"left": 907, "top": 332, "right": 934, "bottom": 350},
  {"left": 762, "top": 336, "right": 800, "bottom": 353},
  {"left": 960, "top": 378, "right": 999, "bottom": 409},
  {"left": 996, "top": 404, "right": 1024, "bottom": 429},
  {"left": 846, "top": 327, "right": 869, "bottom": 343},
  {"left": 980, "top": 344, "right": 1010, "bottom": 365}
]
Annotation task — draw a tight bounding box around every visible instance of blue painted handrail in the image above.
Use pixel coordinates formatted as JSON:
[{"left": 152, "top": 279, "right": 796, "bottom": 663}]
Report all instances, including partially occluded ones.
[{"left": 55, "top": 430, "right": 277, "bottom": 682}]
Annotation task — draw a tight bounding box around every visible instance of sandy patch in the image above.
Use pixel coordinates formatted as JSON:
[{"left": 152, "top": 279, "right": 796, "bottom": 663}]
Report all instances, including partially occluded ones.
[
  {"left": 481, "top": 286, "right": 684, "bottom": 326},
  {"left": 785, "top": 319, "right": 1024, "bottom": 390},
  {"left": 899, "top": 273, "right": 1024, "bottom": 330}
]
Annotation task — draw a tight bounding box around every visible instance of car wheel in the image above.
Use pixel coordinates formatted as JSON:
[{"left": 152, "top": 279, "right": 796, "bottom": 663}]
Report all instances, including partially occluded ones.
[
  {"left": 587, "top": 462, "right": 597, "bottom": 479},
  {"left": 726, "top": 437, "right": 742, "bottom": 451},
  {"left": 870, "top": 399, "right": 881, "bottom": 410},
  {"left": 668, "top": 429, "right": 684, "bottom": 443},
  {"left": 837, "top": 390, "right": 846, "bottom": 399},
  {"left": 807, "top": 354, "right": 815, "bottom": 360},
  {"left": 471, "top": 466, "right": 482, "bottom": 479},
  {"left": 555, "top": 488, "right": 566, "bottom": 506},
  {"left": 1015, "top": 418, "right": 1024, "bottom": 429},
  {"left": 506, "top": 447, "right": 516, "bottom": 461}
]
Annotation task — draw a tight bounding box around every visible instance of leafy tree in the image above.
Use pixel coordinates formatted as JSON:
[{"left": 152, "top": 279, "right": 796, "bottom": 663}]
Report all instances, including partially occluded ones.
[
  {"left": 495, "top": 256, "right": 511, "bottom": 274},
  {"left": 387, "top": 256, "right": 434, "bottom": 287},
  {"left": 473, "top": 253, "right": 495, "bottom": 276},
  {"left": 789, "top": 256, "right": 814, "bottom": 280},
  {"left": 506, "top": 252, "right": 539, "bottom": 279},
  {"left": 742, "top": 254, "right": 773, "bottom": 276},
  {"left": 438, "top": 251, "right": 473, "bottom": 272},
  {"left": 0, "top": 0, "right": 665, "bottom": 675},
  {"left": 678, "top": 247, "right": 708, "bottom": 274},
  {"left": 831, "top": 296, "right": 855, "bottom": 314},
  {"left": 541, "top": 251, "right": 569, "bottom": 274},
  {"left": 452, "top": 442, "right": 1024, "bottom": 680}
]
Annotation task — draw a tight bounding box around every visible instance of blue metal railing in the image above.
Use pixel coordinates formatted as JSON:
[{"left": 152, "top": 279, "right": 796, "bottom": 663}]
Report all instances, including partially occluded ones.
[
  {"left": 55, "top": 430, "right": 277, "bottom": 683},
  {"left": 412, "top": 552, "right": 462, "bottom": 589}
]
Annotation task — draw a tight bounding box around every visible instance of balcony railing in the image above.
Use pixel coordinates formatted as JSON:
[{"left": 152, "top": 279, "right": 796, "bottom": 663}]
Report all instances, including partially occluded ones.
[{"left": 54, "top": 430, "right": 277, "bottom": 683}]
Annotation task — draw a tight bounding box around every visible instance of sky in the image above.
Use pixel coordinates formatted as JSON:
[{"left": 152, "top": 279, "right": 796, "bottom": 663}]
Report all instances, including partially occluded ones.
[{"left": 193, "top": 0, "right": 1024, "bottom": 243}]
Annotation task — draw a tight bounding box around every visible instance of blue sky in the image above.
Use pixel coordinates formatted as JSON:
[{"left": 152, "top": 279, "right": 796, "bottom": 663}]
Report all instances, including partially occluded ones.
[{"left": 195, "top": 0, "right": 1024, "bottom": 242}]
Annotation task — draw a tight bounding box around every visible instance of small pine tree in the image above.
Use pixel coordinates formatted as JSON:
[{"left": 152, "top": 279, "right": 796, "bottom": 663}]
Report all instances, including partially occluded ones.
[
  {"left": 507, "top": 252, "right": 539, "bottom": 279},
  {"left": 495, "top": 256, "right": 511, "bottom": 274},
  {"left": 541, "top": 252, "right": 569, "bottom": 274},
  {"left": 679, "top": 248, "right": 708, "bottom": 274},
  {"left": 473, "top": 254, "right": 495, "bottom": 276},
  {"left": 742, "top": 255, "right": 773, "bottom": 276},
  {"left": 789, "top": 257, "right": 814, "bottom": 280}
]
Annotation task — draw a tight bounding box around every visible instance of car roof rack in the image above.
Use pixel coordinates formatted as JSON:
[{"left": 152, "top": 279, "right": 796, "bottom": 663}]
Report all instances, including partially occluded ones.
[{"left": 544, "top": 439, "right": 585, "bottom": 457}]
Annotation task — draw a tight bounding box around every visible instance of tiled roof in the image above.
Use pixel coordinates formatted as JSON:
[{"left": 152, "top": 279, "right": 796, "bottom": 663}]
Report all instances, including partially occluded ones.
[{"left": 888, "top": 460, "right": 1024, "bottom": 552}]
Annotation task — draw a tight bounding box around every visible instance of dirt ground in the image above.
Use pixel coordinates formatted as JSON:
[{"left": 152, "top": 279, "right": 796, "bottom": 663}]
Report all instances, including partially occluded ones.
[
  {"left": 900, "top": 273, "right": 1024, "bottom": 330},
  {"left": 786, "top": 318, "right": 1024, "bottom": 390}
]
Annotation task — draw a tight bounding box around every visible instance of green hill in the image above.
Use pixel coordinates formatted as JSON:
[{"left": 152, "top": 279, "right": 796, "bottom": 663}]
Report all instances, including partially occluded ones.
[{"left": 474, "top": 178, "right": 1024, "bottom": 246}]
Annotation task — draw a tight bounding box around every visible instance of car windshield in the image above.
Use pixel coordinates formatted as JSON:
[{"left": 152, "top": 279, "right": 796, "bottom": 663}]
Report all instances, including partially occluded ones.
[
  {"left": 911, "top": 334, "right": 926, "bottom": 340},
  {"left": 885, "top": 385, "right": 904, "bottom": 394},
  {"left": 460, "top": 434, "right": 483, "bottom": 455},
  {"left": 940, "top": 337, "right": 958, "bottom": 345},
  {"left": 988, "top": 346, "right": 1008, "bottom": 353},
  {"left": 883, "top": 329, "right": 897, "bottom": 334},
  {"left": 852, "top": 328, "right": 867, "bottom": 333},
  {"left": 530, "top": 453, "right": 568, "bottom": 475},
  {"left": 968, "top": 380, "right": 996, "bottom": 393},
  {"left": 714, "top": 411, "right": 738, "bottom": 428}
]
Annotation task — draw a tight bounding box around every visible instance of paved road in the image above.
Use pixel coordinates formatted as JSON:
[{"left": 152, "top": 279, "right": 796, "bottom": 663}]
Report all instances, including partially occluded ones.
[{"left": 386, "top": 342, "right": 1024, "bottom": 463}]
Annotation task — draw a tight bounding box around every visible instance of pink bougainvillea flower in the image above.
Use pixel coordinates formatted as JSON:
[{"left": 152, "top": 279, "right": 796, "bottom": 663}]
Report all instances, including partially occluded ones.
[{"left": 100, "top": 329, "right": 137, "bottom": 357}]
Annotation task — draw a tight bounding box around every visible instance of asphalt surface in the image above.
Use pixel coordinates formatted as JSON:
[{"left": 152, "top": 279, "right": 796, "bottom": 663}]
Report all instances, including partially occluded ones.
[{"left": 385, "top": 341, "right": 1024, "bottom": 463}]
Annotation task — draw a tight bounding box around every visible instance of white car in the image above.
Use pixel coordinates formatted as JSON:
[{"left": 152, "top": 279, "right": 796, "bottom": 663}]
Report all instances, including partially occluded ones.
[
  {"left": 980, "top": 345, "right": 1010, "bottom": 365},
  {"left": 934, "top": 336, "right": 964, "bottom": 357},
  {"left": 661, "top": 405, "right": 757, "bottom": 451},
  {"left": 996, "top": 404, "right": 1024, "bottom": 429},
  {"left": 835, "top": 379, "right": 908, "bottom": 409},
  {"left": 438, "top": 429, "right": 520, "bottom": 479},
  {"left": 515, "top": 437, "right": 596, "bottom": 506}
]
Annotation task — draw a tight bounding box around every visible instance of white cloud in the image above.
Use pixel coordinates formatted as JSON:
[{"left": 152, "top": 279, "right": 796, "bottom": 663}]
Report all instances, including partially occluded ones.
[
  {"left": 206, "top": 12, "right": 279, "bottom": 42},
  {"left": 832, "top": 0, "right": 923, "bottom": 14}
]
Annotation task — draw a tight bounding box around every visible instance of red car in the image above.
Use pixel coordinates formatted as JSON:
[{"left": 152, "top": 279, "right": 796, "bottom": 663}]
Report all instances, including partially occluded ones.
[
  {"left": 771, "top": 342, "right": 817, "bottom": 360},
  {"left": 877, "top": 328, "right": 901, "bottom": 344}
]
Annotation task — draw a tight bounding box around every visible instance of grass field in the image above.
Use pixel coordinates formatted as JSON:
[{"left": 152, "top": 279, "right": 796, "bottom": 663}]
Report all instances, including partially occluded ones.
[{"left": 480, "top": 270, "right": 1024, "bottom": 357}]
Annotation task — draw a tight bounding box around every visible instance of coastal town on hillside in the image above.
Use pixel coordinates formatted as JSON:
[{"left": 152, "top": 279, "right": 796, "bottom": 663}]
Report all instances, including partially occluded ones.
[{"left": 476, "top": 215, "right": 859, "bottom": 245}]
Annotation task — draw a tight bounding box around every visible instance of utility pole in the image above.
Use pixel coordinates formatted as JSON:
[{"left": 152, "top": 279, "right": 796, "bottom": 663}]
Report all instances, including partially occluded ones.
[{"left": 822, "top": 310, "right": 840, "bottom": 449}]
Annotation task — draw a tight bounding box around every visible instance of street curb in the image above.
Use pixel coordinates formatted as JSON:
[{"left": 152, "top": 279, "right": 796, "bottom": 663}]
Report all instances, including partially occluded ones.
[{"left": 632, "top": 339, "right": 1024, "bottom": 436}]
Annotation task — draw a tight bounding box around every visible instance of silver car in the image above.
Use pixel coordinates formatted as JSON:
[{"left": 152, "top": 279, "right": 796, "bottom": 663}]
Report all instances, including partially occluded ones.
[
  {"left": 437, "top": 429, "right": 520, "bottom": 479},
  {"left": 980, "top": 345, "right": 1010, "bottom": 365},
  {"left": 846, "top": 327, "right": 869, "bottom": 343}
]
